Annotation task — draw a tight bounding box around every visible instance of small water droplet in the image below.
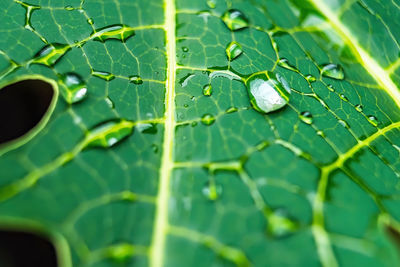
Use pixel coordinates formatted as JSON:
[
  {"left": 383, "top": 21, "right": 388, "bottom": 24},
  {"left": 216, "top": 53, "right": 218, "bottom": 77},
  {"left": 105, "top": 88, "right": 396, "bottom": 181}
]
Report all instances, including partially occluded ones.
[
  {"left": 64, "top": 5, "right": 74, "bottom": 11},
  {"left": 355, "top": 104, "right": 363, "bottom": 112},
  {"left": 136, "top": 123, "right": 157, "bottom": 134},
  {"left": 338, "top": 119, "right": 349, "bottom": 128},
  {"left": 129, "top": 75, "right": 143, "bottom": 84},
  {"left": 32, "top": 43, "right": 70, "bottom": 66},
  {"left": 339, "top": 94, "right": 348, "bottom": 101},
  {"left": 202, "top": 181, "right": 222, "bottom": 200},
  {"left": 321, "top": 64, "right": 344, "bottom": 80},
  {"left": 106, "top": 243, "right": 134, "bottom": 262},
  {"left": 87, "top": 18, "right": 94, "bottom": 25},
  {"left": 85, "top": 119, "right": 134, "bottom": 148},
  {"left": 267, "top": 211, "right": 298, "bottom": 237},
  {"left": 317, "top": 130, "right": 325, "bottom": 137},
  {"left": 182, "top": 46, "right": 189, "bottom": 52},
  {"left": 221, "top": 9, "right": 249, "bottom": 31},
  {"left": 246, "top": 72, "right": 291, "bottom": 114},
  {"left": 305, "top": 75, "right": 316, "bottom": 83},
  {"left": 151, "top": 144, "right": 159, "bottom": 153},
  {"left": 202, "top": 84, "right": 212, "bottom": 96},
  {"left": 92, "top": 70, "right": 115, "bottom": 81},
  {"left": 327, "top": 84, "right": 334, "bottom": 92},
  {"left": 299, "top": 111, "right": 313, "bottom": 125},
  {"left": 201, "top": 114, "right": 216, "bottom": 125},
  {"left": 226, "top": 107, "right": 238, "bottom": 113},
  {"left": 92, "top": 24, "right": 135, "bottom": 42},
  {"left": 183, "top": 104, "right": 189, "bottom": 108},
  {"left": 105, "top": 97, "right": 114, "bottom": 108},
  {"left": 367, "top": 115, "right": 378, "bottom": 127},
  {"left": 191, "top": 121, "right": 198, "bottom": 127},
  {"left": 59, "top": 73, "right": 87, "bottom": 104},
  {"left": 206, "top": 0, "right": 216, "bottom": 8},
  {"left": 226, "top": 41, "right": 243, "bottom": 61},
  {"left": 278, "top": 58, "right": 297, "bottom": 72}
]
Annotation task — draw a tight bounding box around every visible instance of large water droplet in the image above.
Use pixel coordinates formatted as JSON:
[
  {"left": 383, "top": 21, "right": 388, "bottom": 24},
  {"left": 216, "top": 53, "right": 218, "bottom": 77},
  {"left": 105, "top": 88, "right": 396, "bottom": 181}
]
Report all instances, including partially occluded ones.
[
  {"left": 299, "top": 111, "right": 313, "bottom": 125},
  {"left": 202, "top": 84, "right": 212, "bottom": 96},
  {"left": 179, "top": 73, "right": 195, "bottom": 87},
  {"left": 92, "top": 24, "right": 135, "bottom": 42},
  {"left": 226, "top": 41, "right": 243, "bottom": 61},
  {"left": 129, "top": 75, "right": 143, "bottom": 85},
  {"left": 92, "top": 70, "right": 115, "bottom": 81},
  {"left": 202, "top": 181, "right": 222, "bottom": 200},
  {"left": 278, "top": 58, "right": 297, "bottom": 72},
  {"left": 221, "top": 9, "right": 249, "bottom": 31},
  {"left": 246, "top": 72, "right": 291, "bottom": 114},
  {"left": 136, "top": 123, "right": 157, "bottom": 134},
  {"left": 321, "top": 64, "right": 344, "bottom": 80},
  {"left": 85, "top": 119, "right": 134, "bottom": 148},
  {"left": 32, "top": 43, "right": 70, "bottom": 66},
  {"left": 59, "top": 73, "right": 87, "bottom": 104},
  {"left": 201, "top": 114, "right": 216, "bottom": 125}
]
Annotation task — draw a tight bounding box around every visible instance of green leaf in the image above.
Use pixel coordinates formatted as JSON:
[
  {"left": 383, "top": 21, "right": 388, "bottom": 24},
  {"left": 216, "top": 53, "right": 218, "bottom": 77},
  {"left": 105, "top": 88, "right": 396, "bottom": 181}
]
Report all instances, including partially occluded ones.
[{"left": 0, "top": 0, "right": 400, "bottom": 266}]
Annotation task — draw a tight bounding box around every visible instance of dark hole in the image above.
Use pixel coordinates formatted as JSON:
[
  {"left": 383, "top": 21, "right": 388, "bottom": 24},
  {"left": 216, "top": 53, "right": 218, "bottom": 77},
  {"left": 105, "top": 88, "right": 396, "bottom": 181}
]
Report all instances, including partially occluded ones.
[
  {"left": 0, "top": 230, "right": 58, "bottom": 267},
  {"left": 0, "top": 79, "right": 54, "bottom": 145}
]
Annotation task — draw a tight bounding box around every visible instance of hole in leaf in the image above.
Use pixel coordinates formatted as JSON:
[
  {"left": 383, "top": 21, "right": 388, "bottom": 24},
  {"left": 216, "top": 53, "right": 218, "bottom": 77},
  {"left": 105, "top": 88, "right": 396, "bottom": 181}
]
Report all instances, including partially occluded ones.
[
  {"left": 0, "top": 79, "right": 54, "bottom": 145},
  {"left": 0, "top": 230, "right": 58, "bottom": 267}
]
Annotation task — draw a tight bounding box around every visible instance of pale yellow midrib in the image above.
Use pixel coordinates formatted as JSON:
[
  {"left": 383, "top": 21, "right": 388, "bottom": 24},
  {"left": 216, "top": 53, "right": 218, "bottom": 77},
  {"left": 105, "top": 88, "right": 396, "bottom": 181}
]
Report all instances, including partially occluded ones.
[
  {"left": 149, "top": 0, "right": 176, "bottom": 266},
  {"left": 308, "top": 0, "right": 400, "bottom": 108}
]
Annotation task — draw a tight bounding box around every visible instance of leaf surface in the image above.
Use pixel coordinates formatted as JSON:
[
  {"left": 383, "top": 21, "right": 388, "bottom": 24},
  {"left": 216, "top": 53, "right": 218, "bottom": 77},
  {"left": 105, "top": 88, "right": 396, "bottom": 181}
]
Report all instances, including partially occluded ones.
[{"left": 0, "top": 0, "right": 400, "bottom": 266}]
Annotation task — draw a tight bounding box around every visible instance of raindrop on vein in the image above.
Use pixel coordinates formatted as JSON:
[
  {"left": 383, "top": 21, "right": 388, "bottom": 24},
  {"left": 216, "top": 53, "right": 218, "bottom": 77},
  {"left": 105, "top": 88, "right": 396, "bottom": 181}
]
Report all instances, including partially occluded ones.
[
  {"left": 222, "top": 9, "right": 249, "bottom": 31},
  {"left": 299, "top": 111, "right": 313, "bottom": 125},
  {"left": 321, "top": 64, "right": 344, "bottom": 80},
  {"left": 59, "top": 73, "right": 87, "bottom": 104},
  {"left": 246, "top": 72, "right": 291, "bottom": 114},
  {"left": 226, "top": 41, "right": 243, "bottom": 61}
]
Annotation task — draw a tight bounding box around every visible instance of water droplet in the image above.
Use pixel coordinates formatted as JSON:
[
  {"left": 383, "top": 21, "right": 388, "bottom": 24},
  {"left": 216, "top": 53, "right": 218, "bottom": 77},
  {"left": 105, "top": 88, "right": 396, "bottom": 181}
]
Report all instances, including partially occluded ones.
[
  {"left": 202, "top": 84, "right": 212, "bottom": 96},
  {"left": 129, "top": 75, "right": 143, "bottom": 84},
  {"left": 367, "top": 115, "right": 378, "bottom": 127},
  {"left": 305, "top": 75, "right": 316, "bottom": 83},
  {"left": 85, "top": 119, "right": 135, "bottom": 148},
  {"left": 226, "top": 107, "right": 238, "bottom": 113},
  {"left": 221, "top": 9, "right": 249, "bottom": 31},
  {"left": 179, "top": 73, "right": 195, "bottom": 87},
  {"left": 105, "top": 97, "right": 114, "bottom": 108},
  {"left": 327, "top": 84, "right": 334, "bottom": 92},
  {"left": 182, "top": 46, "right": 189, "bottom": 52},
  {"left": 87, "top": 18, "right": 94, "bottom": 25},
  {"left": 59, "top": 73, "right": 87, "bottom": 104},
  {"left": 299, "top": 111, "right": 313, "bottom": 125},
  {"left": 106, "top": 243, "right": 134, "bottom": 262},
  {"left": 226, "top": 41, "right": 243, "bottom": 61},
  {"left": 355, "top": 104, "right": 363, "bottom": 112},
  {"left": 267, "top": 211, "right": 298, "bottom": 237},
  {"left": 92, "top": 24, "right": 135, "bottom": 42},
  {"left": 201, "top": 114, "right": 216, "bottom": 125},
  {"left": 321, "top": 64, "right": 344, "bottom": 80},
  {"left": 206, "top": 0, "right": 216, "bottom": 8},
  {"left": 151, "top": 144, "right": 159, "bottom": 153},
  {"left": 338, "top": 119, "right": 349, "bottom": 128},
  {"left": 32, "top": 43, "right": 70, "bottom": 66},
  {"left": 183, "top": 104, "right": 189, "bottom": 108},
  {"left": 339, "top": 94, "right": 348, "bottom": 101},
  {"left": 64, "top": 5, "right": 74, "bottom": 11},
  {"left": 317, "top": 130, "right": 325, "bottom": 137},
  {"left": 191, "top": 121, "right": 198, "bottom": 127},
  {"left": 245, "top": 72, "right": 291, "bottom": 114},
  {"left": 278, "top": 58, "right": 297, "bottom": 72},
  {"left": 92, "top": 70, "right": 115, "bottom": 81},
  {"left": 209, "top": 70, "right": 241, "bottom": 81},
  {"left": 136, "top": 123, "right": 157, "bottom": 134},
  {"left": 202, "top": 181, "right": 222, "bottom": 200}
]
